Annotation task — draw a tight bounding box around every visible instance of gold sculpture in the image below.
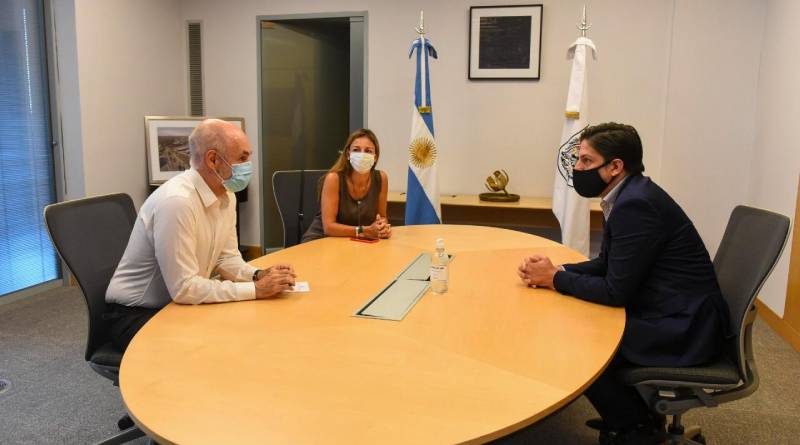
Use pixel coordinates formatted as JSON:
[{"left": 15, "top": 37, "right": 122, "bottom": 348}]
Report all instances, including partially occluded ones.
[{"left": 479, "top": 170, "right": 520, "bottom": 202}]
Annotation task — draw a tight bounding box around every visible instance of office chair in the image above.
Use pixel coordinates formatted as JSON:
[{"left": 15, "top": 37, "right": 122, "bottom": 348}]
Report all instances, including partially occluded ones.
[
  {"left": 619, "top": 206, "right": 791, "bottom": 444},
  {"left": 272, "top": 169, "right": 327, "bottom": 247},
  {"left": 44, "top": 194, "right": 146, "bottom": 445}
]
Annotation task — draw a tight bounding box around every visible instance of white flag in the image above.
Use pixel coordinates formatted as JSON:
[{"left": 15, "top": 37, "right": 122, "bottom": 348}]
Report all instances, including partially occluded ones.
[{"left": 552, "top": 36, "right": 597, "bottom": 257}]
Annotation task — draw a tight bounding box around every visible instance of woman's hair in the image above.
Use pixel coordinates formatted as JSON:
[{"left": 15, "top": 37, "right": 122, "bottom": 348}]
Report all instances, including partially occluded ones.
[{"left": 329, "top": 128, "right": 381, "bottom": 174}]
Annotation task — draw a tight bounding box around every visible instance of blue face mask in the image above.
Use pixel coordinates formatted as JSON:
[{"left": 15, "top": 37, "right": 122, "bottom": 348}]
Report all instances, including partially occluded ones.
[{"left": 214, "top": 154, "right": 252, "bottom": 193}]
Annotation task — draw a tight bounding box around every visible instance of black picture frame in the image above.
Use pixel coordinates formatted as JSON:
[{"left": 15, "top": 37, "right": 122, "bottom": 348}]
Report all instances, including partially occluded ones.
[{"left": 468, "top": 4, "right": 543, "bottom": 80}]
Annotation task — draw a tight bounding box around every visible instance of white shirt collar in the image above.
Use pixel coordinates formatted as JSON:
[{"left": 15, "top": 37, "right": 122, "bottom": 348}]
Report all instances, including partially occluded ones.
[
  {"left": 600, "top": 175, "right": 628, "bottom": 220},
  {"left": 188, "top": 168, "right": 221, "bottom": 208}
]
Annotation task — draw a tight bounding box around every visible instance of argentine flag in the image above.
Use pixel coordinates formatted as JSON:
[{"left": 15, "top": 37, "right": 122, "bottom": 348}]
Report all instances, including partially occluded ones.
[{"left": 405, "top": 34, "right": 441, "bottom": 225}]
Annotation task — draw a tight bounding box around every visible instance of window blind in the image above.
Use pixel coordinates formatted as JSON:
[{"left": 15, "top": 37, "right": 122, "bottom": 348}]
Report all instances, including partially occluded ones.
[{"left": 0, "top": 0, "right": 60, "bottom": 296}]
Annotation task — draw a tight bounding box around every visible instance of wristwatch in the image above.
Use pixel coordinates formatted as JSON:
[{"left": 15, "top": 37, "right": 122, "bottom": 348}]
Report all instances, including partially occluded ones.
[
  {"left": 252, "top": 269, "right": 262, "bottom": 281},
  {"left": 355, "top": 225, "right": 364, "bottom": 238}
]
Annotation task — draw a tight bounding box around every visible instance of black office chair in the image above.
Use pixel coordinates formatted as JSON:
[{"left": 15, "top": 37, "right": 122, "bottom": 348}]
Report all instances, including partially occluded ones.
[
  {"left": 272, "top": 169, "right": 328, "bottom": 247},
  {"left": 44, "top": 194, "right": 146, "bottom": 445},
  {"left": 619, "top": 206, "right": 791, "bottom": 444}
]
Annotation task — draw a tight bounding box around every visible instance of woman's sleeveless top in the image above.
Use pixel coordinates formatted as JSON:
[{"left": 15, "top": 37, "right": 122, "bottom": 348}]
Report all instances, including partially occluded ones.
[{"left": 301, "top": 169, "right": 382, "bottom": 242}]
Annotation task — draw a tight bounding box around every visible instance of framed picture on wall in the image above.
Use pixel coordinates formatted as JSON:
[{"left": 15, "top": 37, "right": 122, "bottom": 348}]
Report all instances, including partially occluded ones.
[
  {"left": 144, "top": 116, "right": 246, "bottom": 185},
  {"left": 469, "top": 4, "right": 543, "bottom": 80}
]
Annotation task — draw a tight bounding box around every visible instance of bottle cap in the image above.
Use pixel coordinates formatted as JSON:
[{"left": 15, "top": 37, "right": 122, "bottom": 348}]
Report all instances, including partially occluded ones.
[{"left": 435, "top": 238, "right": 444, "bottom": 249}]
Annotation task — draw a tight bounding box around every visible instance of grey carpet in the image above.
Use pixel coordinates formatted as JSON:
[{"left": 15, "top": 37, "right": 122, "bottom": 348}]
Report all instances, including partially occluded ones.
[
  {"left": 0, "top": 286, "right": 148, "bottom": 445},
  {"left": 1, "top": 286, "right": 798, "bottom": 445}
]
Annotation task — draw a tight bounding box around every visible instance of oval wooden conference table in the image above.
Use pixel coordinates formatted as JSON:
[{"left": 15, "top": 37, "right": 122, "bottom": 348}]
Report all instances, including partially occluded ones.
[{"left": 120, "top": 225, "right": 625, "bottom": 444}]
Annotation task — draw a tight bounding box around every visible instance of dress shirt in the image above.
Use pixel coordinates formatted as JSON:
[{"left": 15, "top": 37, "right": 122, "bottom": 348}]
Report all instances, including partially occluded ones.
[
  {"left": 106, "top": 169, "right": 257, "bottom": 308},
  {"left": 599, "top": 175, "right": 628, "bottom": 221}
]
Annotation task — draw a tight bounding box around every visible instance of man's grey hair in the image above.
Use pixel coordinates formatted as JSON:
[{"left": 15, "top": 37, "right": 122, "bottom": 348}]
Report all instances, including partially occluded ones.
[{"left": 188, "top": 119, "right": 232, "bottom": 168}]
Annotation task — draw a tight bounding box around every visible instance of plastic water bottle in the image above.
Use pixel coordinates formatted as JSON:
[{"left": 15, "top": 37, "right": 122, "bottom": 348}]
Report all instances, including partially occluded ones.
[{"left": 430, "top": 238, "right": 449, "bottom": 294}]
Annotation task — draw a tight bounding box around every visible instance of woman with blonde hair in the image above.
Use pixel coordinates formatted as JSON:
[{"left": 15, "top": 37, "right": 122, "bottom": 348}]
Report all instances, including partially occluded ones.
[{"left": 302, "top": 129, "right": 391, "bottom": 242}]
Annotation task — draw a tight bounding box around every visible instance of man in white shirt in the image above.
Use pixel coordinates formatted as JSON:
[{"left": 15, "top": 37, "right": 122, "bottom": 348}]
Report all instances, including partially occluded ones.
[{"left": 105, "top": 119, "right": 296, "bottom": 352}]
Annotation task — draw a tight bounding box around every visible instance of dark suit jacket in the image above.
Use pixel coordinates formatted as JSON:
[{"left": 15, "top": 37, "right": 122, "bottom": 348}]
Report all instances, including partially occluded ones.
[{"left": 553, "top": 174, "right": 729, "bottom": 367}]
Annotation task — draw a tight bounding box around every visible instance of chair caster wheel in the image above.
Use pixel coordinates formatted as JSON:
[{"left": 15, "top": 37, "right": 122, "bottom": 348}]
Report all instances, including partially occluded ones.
[{"left": 118, "top": 414, "right": 134, "bottom": 430}]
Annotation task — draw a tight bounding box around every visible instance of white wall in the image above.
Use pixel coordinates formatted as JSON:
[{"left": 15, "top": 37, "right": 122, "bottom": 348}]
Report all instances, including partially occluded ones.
[
  {"left": 180, "top": 0, "right": 675, "bottom": 247},
  {"left": 658, "top": 0, "right": 765, "bottom": 255},
  {"left": 51, "top": 0, "right": 86, "bottom": 201},
  {"left": 748, "top": 0, "right": 800, "bottom": 317},
  {"left": 72, "top": 0, "right": 186, "bottom": 207}
]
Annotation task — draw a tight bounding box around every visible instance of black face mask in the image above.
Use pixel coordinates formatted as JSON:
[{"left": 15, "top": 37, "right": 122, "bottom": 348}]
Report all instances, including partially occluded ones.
[{"left": 573, "top": 162, "right": 611, "bottom": 198}]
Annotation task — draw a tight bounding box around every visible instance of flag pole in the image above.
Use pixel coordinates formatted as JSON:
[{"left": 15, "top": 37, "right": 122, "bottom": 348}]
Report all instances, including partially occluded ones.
[
  {"left": 415, "top": 10, "right": 429, "bottom": 111},
  {"left": 578, "top": 4, "right": 591, "bottom": 37}
]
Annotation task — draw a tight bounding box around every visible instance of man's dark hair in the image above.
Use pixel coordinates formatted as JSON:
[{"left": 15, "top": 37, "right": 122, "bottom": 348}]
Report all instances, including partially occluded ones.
[{"left": 579, "top": 122, "right": 645, "bottom": 174}]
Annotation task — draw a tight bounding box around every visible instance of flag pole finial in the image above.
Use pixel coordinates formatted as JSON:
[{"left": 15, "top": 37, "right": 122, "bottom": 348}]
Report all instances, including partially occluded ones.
[
  {"left": 415, "top": 10, "right": 425, "bottom": 37},
  {"left": 577, "top": 5, "right": 591, "bottom": 37}
]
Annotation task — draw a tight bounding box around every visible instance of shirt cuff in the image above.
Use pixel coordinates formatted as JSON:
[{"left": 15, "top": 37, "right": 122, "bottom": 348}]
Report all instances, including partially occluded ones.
[
  {"left": 234, "top": 281, "right": 256, "bottom": 301},
  {"left": 558, "top": 265, "right": 566, "bottom": 272},
  {"left": 246, "top": 263, "right": 259, "bottom": 277}
]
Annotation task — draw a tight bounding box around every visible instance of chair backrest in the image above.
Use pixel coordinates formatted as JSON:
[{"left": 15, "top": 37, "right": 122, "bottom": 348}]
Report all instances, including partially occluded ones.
[
  {"left": 713, "top": 205, "right": 790, "bottom": 378},
  {"left": 44, "top": 194, "right": 137, "bottom": 361},
  {"left": 272, "top": 169, "right": 327, "bottom": 247}
]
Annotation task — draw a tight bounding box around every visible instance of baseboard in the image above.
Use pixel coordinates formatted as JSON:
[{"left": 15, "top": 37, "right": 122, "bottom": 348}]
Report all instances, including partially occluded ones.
[
  {"left": 0, "top": 280, "right": 64, "bottom": 306},
  {"left": 755, "top": 298, "right": 800, "bottom": 352}
]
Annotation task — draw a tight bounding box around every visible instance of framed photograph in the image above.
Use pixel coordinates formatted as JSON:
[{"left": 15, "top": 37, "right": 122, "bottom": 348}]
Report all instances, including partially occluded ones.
[
  {"left": 469, "top": 5, "right": 543, "bottom": 80},
  {"left": 144, "top": 116, "right": 245, "bottom": 185}
]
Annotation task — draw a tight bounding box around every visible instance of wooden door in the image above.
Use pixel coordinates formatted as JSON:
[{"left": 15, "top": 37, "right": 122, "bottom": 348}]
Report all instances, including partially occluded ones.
[{"left": 783, "top": 175, "right": 800, "bottom": 333}]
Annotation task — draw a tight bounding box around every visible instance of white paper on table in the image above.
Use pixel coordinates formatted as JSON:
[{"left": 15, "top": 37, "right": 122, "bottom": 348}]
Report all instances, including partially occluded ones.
[{"left": 288, "top": 281, "right": 310, "bottom": 293}]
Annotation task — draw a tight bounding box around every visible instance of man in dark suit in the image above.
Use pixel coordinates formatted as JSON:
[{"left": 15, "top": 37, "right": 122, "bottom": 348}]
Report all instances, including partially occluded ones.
[{"left": 518, "top": 123, "right": 729, "bottom": 445}]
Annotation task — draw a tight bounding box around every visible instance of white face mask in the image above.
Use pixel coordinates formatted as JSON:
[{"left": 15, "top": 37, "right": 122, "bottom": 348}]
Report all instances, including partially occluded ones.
[{"left": 349, "top": 152, "right": 375, "bottom": 173}]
